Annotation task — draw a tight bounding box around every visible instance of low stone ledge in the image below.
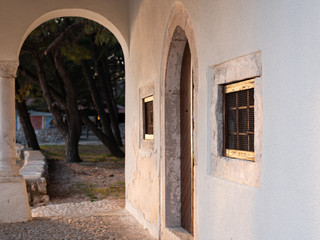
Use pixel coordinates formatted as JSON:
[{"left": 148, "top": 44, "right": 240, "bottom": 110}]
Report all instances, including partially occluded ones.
[{"left": 19, "top": 150, "right": 49, "bottom": 206}]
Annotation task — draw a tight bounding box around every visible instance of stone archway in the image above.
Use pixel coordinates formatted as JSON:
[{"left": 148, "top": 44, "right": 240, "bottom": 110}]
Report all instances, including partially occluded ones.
[
  {"left": 160, "top": 3, "right": 199, "bottom": 238},
  {"left": 0, "top": 8, "right": 129, "bottom": 223},
  {"left": 18, "top": 9, "right": 129, "bottom": 63}
]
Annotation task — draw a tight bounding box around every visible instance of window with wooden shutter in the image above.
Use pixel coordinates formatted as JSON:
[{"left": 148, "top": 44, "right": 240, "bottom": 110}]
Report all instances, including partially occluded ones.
[
  {"left": 223, "top": 79, "right": 254, "bottom": 161},
  {"left": 143, "top": 95, "right": 154, "bottom": 140}
]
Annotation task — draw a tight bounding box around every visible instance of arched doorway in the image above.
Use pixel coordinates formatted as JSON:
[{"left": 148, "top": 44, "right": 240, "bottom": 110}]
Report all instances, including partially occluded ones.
[
  {"left": 161, "top": 4, "right": 199, "bottom": 237},
  {"left": 163, "top": 26, "right": 194, "bottom": 234}
]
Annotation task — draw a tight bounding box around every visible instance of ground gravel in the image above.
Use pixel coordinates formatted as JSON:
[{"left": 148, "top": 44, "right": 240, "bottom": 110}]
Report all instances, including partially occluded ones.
[
  {"left": 31, "top": 199, "right": 121, "bottom": 218},
  {"left": 0, "top": 200, "right": 155, "bottom": 240}
]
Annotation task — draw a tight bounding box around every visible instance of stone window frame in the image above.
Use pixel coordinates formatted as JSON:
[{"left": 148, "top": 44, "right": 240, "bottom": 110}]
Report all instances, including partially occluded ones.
[
  {"left": 139, "top": 83, "right": 154, "bottom": 150},
  {"left": 210, "top": 51, "right": 262, "bottom": 187}
]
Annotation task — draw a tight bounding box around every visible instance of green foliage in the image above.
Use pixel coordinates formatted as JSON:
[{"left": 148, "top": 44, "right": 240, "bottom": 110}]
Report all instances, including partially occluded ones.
[
  {"left": 117, "top": 95, "right": 125, "bottom": 106},
  {"left": 24, "top": 16, "right": 125, "bottom": 104},
  {"left": 107, "top": 181, "right": 125, "bottom": 199},
  {"left": 75, "top": 181, "right": 125, "bottom": 202},
  {"left": 41, "top": 145, "right": 65, "bottom": 161},
  {"left": 41, "top": 144, "right": 122, "bottom": 162},
  {"left": 19, "top": 16, "right": 126, "bottom": 136},
  {"left": 61, "top": 44, "right": 92, "bottom": 63},
  {"left": 75, "top": 182, "right": 101, "bottom": 202},
  {"left": 15, "top": 83, "right": 32, "bottom": 103},
  {"left": 95, "top": 29, "right": 116, "bottom": 46}
]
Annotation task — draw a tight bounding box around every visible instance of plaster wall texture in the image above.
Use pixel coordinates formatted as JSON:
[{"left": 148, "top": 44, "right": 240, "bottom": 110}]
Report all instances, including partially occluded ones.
[
  {"left": 125, "top": 2, "right": 170, "bottom": 237},
  {"left": 194, "top": 1, "right": 320, "bottom": 239},
  {"left": 2, "top": 0, "right": 320, "bottom": 239}
]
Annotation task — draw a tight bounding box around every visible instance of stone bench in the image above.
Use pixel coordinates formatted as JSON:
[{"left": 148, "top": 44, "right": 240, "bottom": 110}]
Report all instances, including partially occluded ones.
[{"left": 16, "top": 145, "right": 49, "bottom": 206}]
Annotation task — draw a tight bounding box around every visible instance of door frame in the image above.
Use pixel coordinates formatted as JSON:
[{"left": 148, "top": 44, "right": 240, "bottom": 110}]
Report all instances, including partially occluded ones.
[{"left": 159, "top": 3, "right": 199, "bottom": 238}]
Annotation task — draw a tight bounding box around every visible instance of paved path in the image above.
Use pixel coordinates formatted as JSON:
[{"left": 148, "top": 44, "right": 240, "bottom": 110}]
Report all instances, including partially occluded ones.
[{"left": 0, "top": 200, "right": 155, "bottom": 240}]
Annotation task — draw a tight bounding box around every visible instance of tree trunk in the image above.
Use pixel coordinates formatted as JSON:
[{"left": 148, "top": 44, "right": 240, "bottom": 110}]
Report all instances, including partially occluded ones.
[
  {"left": 32, "top": 51, "right": 68, "bottom": 135},
  {"left": 16, "top": 100, "right": 40, "bottom": 150},
  {"left": 65, "top": 133, "right": 81, "bottom": 163},
  {"left": 82, "top": 61, "right": 123, "bottom": 155},
  {"left": 96, "top": 57, "right": 123, "bottom": 146},
  {"left": 54, "top": 54, "right": 82, "bottom": 163},
  {"left": 81, "top": 113, "right": 124, "bottom": 158},
  {"left": 32, "top": 49, "right": 82, "bottom": 163}
]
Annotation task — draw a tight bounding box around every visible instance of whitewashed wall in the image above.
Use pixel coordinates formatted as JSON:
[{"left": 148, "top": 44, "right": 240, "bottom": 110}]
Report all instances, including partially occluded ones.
[
  {"left": 127, "top": 0, "right": 320, "bottom": 239},
  {"left": 192, "top": 0, "right": 320, "bottom": 239}
]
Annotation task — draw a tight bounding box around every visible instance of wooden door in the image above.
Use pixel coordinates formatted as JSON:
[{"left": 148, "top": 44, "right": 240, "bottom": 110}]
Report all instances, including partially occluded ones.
[{"left": 180, "top": 42, "right": 193, "bottom": 235}]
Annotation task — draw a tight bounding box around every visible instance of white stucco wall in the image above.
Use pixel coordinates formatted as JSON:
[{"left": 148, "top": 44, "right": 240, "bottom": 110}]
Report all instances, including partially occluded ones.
[
  {"left": 125, "top": 1, "right": 170, "bottom": 237},
  {"left": 196, "top": 1, "right": 320, "bottom": 239},
  {"left": 127, "top": 0, "right": 320, "bottom": 239},
  {"left": 193, "top": 0, "right": 320, "bottom": 239},
  {"left": 3, "top": 0, "right": 320, "bottom": 239}
]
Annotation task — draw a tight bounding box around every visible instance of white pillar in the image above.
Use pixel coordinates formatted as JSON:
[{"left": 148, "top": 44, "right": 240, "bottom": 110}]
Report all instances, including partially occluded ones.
[{"left": 0, "top": 60, "right": 31, "bottom": 223}]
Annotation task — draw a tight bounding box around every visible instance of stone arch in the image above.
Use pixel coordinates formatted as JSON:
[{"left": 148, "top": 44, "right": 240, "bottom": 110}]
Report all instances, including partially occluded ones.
[
  {"left": 0, "top": 8, "right": 130, "bottom": 223},
  {"left": 160, "top": 3, "right": 199, "bottom": 238},
  {"left": 18, "top": 8, "right": 129, "bottom": 62}
]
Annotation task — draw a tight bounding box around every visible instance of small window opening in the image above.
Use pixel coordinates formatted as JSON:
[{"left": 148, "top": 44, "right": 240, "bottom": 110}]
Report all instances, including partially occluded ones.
[
  {"left": 144, "top": 96, "right": 154, "bottom": 140},
  {"left": 223, "top": 79, "right": 254, "bottom": 161}
]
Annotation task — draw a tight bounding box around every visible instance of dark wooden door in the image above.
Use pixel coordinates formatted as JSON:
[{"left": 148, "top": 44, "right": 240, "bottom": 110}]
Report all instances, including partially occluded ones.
[{"left": 180, "top": 42, "right": 193, "bottom": 235}]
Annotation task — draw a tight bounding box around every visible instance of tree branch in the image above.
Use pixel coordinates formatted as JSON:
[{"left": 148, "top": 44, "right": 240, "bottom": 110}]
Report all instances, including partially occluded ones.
[
  {"left": 20, "top": 66, "right": 66, "bottom": 108},
  {"left": 32, "top": 50, "right": 68, "bottom": 135},
  {"left": 44, "top": 21, "right": 83, "bottom": 55}
]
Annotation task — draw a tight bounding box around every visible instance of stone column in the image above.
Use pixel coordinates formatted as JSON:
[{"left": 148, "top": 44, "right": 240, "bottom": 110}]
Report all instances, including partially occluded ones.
[{"left": 0, "top": 60, "right": 31, "bottom": 223}]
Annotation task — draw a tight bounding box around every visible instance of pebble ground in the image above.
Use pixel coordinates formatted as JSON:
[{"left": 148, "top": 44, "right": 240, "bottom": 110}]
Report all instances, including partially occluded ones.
[{"left": 0, "top": 199, "right": 155, "bottom": 240}]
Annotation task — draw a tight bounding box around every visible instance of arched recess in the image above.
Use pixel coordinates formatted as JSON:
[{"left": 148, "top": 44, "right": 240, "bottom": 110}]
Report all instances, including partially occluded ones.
[
  {"left": 17, "top": 9, "right": 129, "bottom": 64},
  {"left": 15, "top": 9, "right": 129, "bottom": 158},
  {"left": 16, "top": 8, "right": 129, "bottom": 154},
  {"left": 160, "top": 3, "right": 199, "bottom": 238}
]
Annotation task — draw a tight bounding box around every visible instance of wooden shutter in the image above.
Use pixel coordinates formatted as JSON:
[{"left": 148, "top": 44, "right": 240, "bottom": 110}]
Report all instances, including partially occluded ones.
[{"left": 224, "top": 79, "right": 254, "bottom": 161}]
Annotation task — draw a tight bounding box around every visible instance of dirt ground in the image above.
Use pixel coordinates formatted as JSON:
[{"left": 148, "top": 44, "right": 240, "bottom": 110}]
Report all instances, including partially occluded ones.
[{"left": 47, "top": 158, "right": 125, "bottom": 206}]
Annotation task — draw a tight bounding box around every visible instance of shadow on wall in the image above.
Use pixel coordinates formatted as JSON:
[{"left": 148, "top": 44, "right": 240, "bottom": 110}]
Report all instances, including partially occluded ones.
[{"left": 128, "top": 0, "right": 144, "bottom": 29}]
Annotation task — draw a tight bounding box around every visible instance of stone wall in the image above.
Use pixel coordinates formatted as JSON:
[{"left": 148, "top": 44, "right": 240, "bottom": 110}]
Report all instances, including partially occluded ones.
[
  {"left": 17, "top": 124, "right": 125, "bottom": 144},
  {"left": 16, "top": 128, "right": 64, "bottom": 144}
]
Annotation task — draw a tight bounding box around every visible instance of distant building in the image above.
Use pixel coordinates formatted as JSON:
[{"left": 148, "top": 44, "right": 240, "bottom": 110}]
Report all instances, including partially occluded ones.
[
  {"left": 16, "top": 108, "right": 125, "bottom": 144},
  {"left": 16, "top": 111, "right": 54, "bottom": 131}
]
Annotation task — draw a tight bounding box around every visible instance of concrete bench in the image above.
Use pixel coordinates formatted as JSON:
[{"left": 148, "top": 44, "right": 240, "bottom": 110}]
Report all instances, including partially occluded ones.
[{"left": 17, "top": 145, "right": 49, "bottom": 206}]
